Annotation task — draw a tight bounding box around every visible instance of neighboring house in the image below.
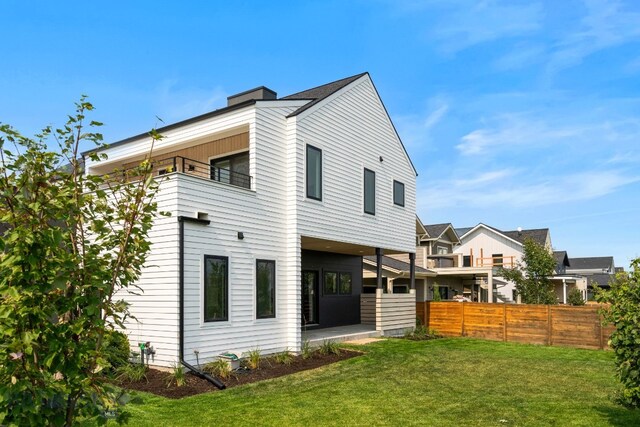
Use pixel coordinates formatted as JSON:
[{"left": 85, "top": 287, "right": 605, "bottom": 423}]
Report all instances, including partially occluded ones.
[
  {"left": 399, "top": 219, "right": 587, "bottom": 304},
  {"left": 551, "top": 250, "right": 588, "bottom": 303},
  {"left": 566, "top": 256, "right": 617, "bottom": 299},
  {"left": 84, "top": 73, "right": 418, "bottom": 367}
]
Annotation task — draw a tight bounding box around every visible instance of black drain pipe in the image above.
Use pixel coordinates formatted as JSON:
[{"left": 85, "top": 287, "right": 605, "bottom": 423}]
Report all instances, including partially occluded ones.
[{"left": 178, "top": 215, "right": 226, "bottom": 390}]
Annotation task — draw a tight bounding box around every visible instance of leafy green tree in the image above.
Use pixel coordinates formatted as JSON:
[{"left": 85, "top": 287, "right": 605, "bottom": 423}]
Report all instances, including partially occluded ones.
[
  {"left": 595, "top": 259, "right": 640, "bottom": 407},
  {"left": 500, "top": 238, "right": 557, "bottom": 304},
  {"left": 0, "top": 99, "right": 163, "bottom": 425},
  {"left": 567, "top": 288, "right": 586, "bottom": 306}
]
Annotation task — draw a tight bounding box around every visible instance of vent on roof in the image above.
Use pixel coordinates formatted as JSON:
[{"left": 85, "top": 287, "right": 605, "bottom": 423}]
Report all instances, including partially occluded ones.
[{"left": 227, "top": 86, "right": 277, "bottom": 106}]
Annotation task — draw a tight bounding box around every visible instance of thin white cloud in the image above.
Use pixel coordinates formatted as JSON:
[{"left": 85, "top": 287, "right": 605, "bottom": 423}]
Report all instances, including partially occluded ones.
[
  {"left": 456, "top": 113, "right": 583, "bottom": 155},
  {"left": 430, "top": 1, "right": 544, "bottom": 53},
  {"left": 421, "top": 169, "right": 640, "bottom": 210},
  {"left": 395, "top": 97, "right": 450, "bottom": 154},
  {"left": 154, "top": 80, "right": 227, "bottom": 122},
  {"left": 456, "top": 113, "right": 640, "bottom": 156},
  {"left": 494, "top": 44, "right": 546, "bottom": 71},
  {"left": 545, "top": 0, "right": 640, "bottom": 76}
]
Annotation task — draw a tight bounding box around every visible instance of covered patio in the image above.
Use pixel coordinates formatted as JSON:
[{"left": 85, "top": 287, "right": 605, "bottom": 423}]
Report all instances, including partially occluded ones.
[{"left": 301, "top": 236, "right": 419, "bottom": 336}]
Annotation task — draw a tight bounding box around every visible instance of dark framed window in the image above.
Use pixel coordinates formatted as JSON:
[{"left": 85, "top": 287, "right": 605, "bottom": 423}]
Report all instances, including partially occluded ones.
[
  {"left": 324, "top": 272, "right": 337, "bottom": 295},
  {"left": 393, "top": 180, "right": 405, "bottom": 207},
  {"left": 492, "top": 253, "right": 503, "bottom": 266},
  {"left": 463, "top": 255, "right": 471, "bottom": 267},
  {"left": 306, "top": 145, "right": 322, "bottom": 200},
  {"left": 364, "top": 168, "right": 375, "bottom": 215},
  {"left": 339, "top": 273, "right": 352, "bottom": 295},
  {"left": 210, "top": 151, "right": 250, "bottom": 189},
  {"left": 204, "top": 255, "right": 228, "bottom": 322},
  {"left": 256, "top": 260, "right": 276, "bottom": 319}
]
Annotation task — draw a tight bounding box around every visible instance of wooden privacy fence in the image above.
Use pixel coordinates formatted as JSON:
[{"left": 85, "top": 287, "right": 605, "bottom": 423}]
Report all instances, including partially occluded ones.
[{"left": 416, "top": 301, "right": 615, "bottom": 350}]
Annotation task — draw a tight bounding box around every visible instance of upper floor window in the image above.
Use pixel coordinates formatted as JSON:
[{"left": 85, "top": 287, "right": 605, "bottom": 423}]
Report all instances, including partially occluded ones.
[
  {"left": 364, "top": 168, "right": 375, "bottom": 215},
  {"left": 306, "top": 145, "right": 322, "bottom": 200},
  {"left": 393, "top": 180, "right": 405, "bottom": 207},
  {"left": 204, "top": 255, "right": 228, "bottom": 322},
  {"left": 210, "top": 152, "right": 250, "bottom": 189}
]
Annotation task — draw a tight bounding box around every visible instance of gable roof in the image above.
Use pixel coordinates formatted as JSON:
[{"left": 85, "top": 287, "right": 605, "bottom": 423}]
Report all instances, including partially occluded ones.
[
  {"left": 422, "top": 223, "right": 460, "bottom": 244},
  {"left": 554, "top": 251, "right": 570, "bottom": 267},
  {"left": 502, "top": 228, "right": 549, "bottom": 246},
  {"left": 588, "top": 273, "right": 614, "bottom": 288},
  {"left": 363, "top": 255, "right": 433, "bottom": 275},
  {"left": 455, "top": 227, "right": 473, "bottom": 237},
  {"left": 281, "top": 73, "right": 367, "bottom": 117},
  {"left": 458, "top": 223, "right": 549, "bottom": 247},
  {"left": 567, "top": 257, "right": 615, "bottom": 271},
  {"left": 283, "top": 72, "right": 418, "bottom": 176},
  {"left": 424, "top": 223, "right": 450, "bottom": 239}
]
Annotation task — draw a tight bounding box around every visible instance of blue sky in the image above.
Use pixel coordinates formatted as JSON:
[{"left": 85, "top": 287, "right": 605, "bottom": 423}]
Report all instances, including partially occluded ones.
[{"left": 2, "top": 0, "right": 639, "bottom": 267}]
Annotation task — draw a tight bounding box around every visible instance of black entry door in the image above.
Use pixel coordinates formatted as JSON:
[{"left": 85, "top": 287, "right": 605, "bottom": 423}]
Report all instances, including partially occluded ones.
[{"left": 301, "top": 270, "right": 319, "bottom": 326}]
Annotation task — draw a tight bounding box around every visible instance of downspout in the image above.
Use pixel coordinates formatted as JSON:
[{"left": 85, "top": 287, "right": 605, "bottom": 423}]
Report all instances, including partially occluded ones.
[{"left": 178, "top": 215, "right": 226, "bottom": 390}]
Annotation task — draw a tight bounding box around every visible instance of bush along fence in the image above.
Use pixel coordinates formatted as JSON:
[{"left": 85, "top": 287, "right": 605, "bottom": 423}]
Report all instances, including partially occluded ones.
[{"left": 416, "top": 302, "right": 615, "bottom": 350}]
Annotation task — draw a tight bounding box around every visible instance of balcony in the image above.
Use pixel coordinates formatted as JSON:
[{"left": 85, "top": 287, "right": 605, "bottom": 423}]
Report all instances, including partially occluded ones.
[
  {"left": 105, "top": 156, "right": 252, "bottom": 190},
  {"left": 474, "top": 256, "right": 515, "bottom": 268}
]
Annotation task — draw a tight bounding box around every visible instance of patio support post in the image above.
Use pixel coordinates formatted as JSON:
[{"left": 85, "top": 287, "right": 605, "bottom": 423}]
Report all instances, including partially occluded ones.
[
  {"left": 376, "top": 247, "right": 383, "bottom": 289},
  {"left": 409, "top": 252, "right": 416, "bottom": 290},
  {"left": 562, "top": 279, "right": 567, "bottom": 304},
  {"left": 487, "top": 269, "right": 494, "bottom": 303}
]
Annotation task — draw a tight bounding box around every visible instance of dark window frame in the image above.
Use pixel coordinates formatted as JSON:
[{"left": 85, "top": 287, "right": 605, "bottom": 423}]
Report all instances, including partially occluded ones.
[
  {"left": 323, "top": 271, "right": 338, "bottom": 295},
  {"left": 210, "top": 151, "right": 251, "bottom": 189},
  {"left": 256, "top": 259, "right": 276, "bottom": 319},
  {"left": 306, "top": 144, "right": 323, "bottom": 201},
  {"left": 339, "top": 272, "right": 353, "bottom": 295},
  {"left": 203, "top": 255, "right": 229, "bottom": 322},
  {"left": 393, "top": 180, "right": 405, "bottom": 207},
  {"left": 364, "top": 168, "right": 376, "bottom": 215}
]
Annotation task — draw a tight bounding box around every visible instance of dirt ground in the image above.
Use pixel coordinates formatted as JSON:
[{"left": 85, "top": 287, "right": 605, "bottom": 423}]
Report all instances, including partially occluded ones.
[{"left": 118, "top": 349, "right": 361, "bottom": 399}]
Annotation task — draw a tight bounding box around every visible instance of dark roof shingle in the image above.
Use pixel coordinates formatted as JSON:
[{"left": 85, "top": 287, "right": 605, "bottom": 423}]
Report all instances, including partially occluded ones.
[
  {"left": 567, "top": 257, "right": 615, "bottom": 271},
  {"left": 282, "top": 72, "right": 367, "bottom": 117},
  {"left": 423, "top": 223, "right": 451, "bottom": 239}
]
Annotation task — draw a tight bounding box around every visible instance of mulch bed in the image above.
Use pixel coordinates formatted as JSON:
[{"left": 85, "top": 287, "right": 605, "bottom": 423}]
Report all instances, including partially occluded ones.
[{"left": 117, "top": 349, "right": 362, "bottom": 399}]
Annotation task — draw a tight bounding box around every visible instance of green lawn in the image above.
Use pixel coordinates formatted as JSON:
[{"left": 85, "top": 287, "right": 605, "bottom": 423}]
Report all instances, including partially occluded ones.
[{"left": 118, "top": 338, "right": 639, "bottom": 426}]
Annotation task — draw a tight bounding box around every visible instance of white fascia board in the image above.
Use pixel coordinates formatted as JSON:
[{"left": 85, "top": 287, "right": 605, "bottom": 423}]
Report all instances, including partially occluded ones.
[
  {"left": 461, "top": 223, "right": 523, "bottom": 248},
  {"left": 90, "top": 104, "right": 256, "bottom": 168},
  {"left": 255, "top": 100, "right": 308, "bottom": 109}
]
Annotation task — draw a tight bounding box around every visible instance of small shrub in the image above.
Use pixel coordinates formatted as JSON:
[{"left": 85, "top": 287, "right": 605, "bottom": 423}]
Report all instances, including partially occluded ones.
[
  {"left": 319, "top": 340, "right": 340, "bottom": 355},
  {"left": 404, "top": 325, "right": 443, "bottom": 341},
  {"left": 166, "top": 363, "right": 187, "bottom": 388},
  {"left": 244, "top": 348, "right": 261, "bottom": 370},
  {"left": 567, "top": 288, "right": 586, "bottom": 306},
  {"left": 104, "top": 330, "right": 131, "bottom": 373},
  {"left": 432, "top": 283, "right": 442, "bottom": 301},
  {"left": 275, "top": 349, "right": 294, "bottom": 365},
  {"left": 115, "top": 363, "right": 148, "bottom": 383},
  {"left": 204, "top": 358, "right": 232, "bottom": 380},
  {"left": 301, "top": 340, "right": 314, "bottom": 360}
]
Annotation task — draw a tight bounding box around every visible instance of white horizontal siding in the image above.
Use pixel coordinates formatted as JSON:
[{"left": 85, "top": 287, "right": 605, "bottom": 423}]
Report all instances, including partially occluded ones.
[
  {"left": 117, "top": 176, "right": 180, "bottom": 366},
  {"left": 294, "top": 76, "right": 416, "bottom": 254}
]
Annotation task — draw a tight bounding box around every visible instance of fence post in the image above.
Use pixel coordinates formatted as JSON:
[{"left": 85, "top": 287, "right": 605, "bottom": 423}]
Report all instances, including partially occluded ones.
[
  {"left": 503, "top": 304, "right": 507, "bottom": 342},
  {"left": 461, "top": 302, "right": 465, "bottom": 336},
  {"left": 424, "top": 302, "right": 429, "bottom": 328},
  {"left": 598, "top": 310, "right": 605, "bottom": 350},
  {"left": 547, "top": 305, "right": 553, "bottom": 346}
]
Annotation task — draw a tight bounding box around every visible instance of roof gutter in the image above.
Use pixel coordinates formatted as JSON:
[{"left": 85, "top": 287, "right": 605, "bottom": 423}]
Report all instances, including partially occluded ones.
[{"left": 178, "top": 215, "right": 226, "bottom": 390}]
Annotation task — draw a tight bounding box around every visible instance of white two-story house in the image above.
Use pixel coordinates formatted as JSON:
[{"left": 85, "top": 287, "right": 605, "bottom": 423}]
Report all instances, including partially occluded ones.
[{"left": 84, "top": 73, "right": 418, "bottom": 368}]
